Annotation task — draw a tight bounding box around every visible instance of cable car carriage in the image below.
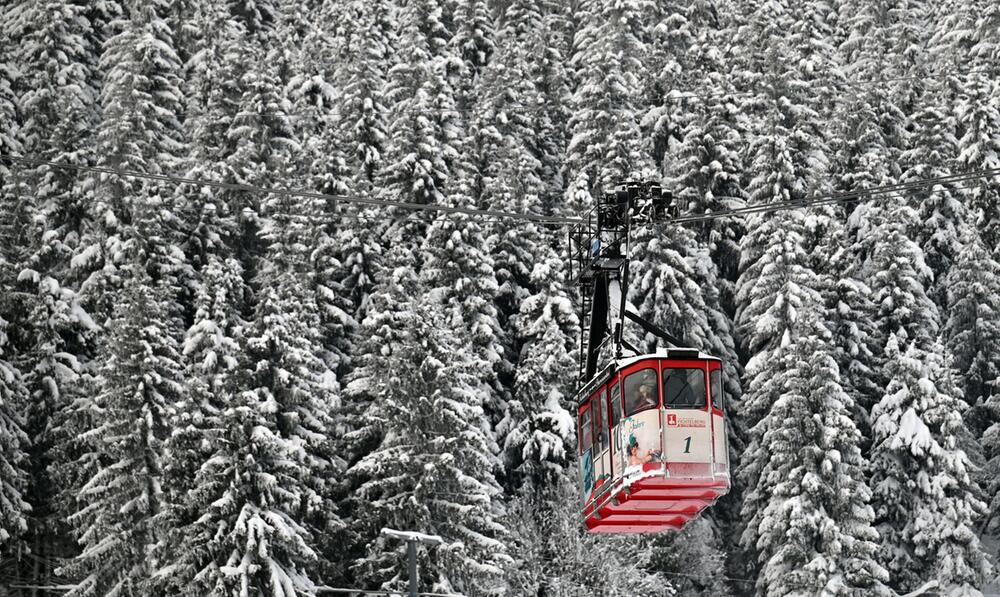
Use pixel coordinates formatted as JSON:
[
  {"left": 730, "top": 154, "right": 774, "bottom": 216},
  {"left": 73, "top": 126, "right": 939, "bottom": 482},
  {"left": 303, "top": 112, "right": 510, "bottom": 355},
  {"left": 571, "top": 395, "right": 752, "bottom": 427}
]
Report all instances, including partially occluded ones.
[
  {"left": 576, "top": 350, "right": 729, "bottom": 533},
  {"left": 569, "top": 182, "right": 731, "bottom": 534}
]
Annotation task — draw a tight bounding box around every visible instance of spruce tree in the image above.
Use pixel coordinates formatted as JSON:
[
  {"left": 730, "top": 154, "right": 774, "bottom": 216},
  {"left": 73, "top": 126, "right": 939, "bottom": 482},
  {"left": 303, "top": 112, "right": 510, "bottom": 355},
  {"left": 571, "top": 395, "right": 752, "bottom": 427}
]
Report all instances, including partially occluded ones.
[
  {"left": 944, "top": 230, "right": 1000, "bottom": 410},
  {"left": 565, "top": 0, "right": 653, "bottom": 204},
  {"left": 821, "top": 222, "right": 883, "bottom": 431},
  {"left": 932, "top": 2, "right": 1000, "bottom": 252},
  {"left": 870, "top": 335, "right": 991, "bottom": 593},
  {"left": 152, "top": 256, "right": 248, "bottom": 595},
  {"left": 449, "top": 0, "right": 494, "bottom": 110},
  {"left": 944, "top": 229, "right": 1000, "bottom": 541},
  {"left": 378, "top": 0, "right": 456, "bottom": 229},
  {"left": 743, "top": 309, "right": 888, "bottom": 596},
  {"left": 735, "top": 218, "right": 828, "bottom": 562},
  {"left": 177, "top": 0, "right": 244, "bottom": 272},
  {"left": 500, "top": 253, "right": 578, "bottom": 490},
  {"left": 0, "top": 270, "right": 31, "bottom": 555},
  {"left": 531, "top": 0, "right": 572, "bottom": 201},
  {"left": 504, "top": 476, "right": 673, "bottom": 596},
  {"left": 336, "top": 0, "right": 392, "bottom": 187},
  {"left": 665, "top": 81, "right": 746, "bottom": 308},
  {"left": 178, "top": 284, "right": 328, "bottom": 595},
  {"left": 349, "top": 294, "right": 510, "bottom": 596},
  {"left": 253, "top": 190, "right": 343, "bottom": 575},
  {"left": 903, "top": 90, "right": 965, "bottom": 311},
  {"left": 77, "top": 0, "right": 188, "bottom": 324},
  {"left": 865, "top": 202, "right": 939, "bottom": 360},
  {"left": 60, "top": 266, "right": 184, "bottom": 597}
]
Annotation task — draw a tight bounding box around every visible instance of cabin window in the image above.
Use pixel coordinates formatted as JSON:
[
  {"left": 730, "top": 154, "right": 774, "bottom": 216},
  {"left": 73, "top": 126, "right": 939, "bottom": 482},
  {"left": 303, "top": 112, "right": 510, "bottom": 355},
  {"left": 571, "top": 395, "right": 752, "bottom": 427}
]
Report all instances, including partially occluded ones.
[
  {"left": 580, "top": 408, "right": 593, "bottom": 454},
  {"left": 663, "top": 368, "right": 707, "bottom": 409},
  {"left": 624, "top": 368, "right": 659, "bottom": 417},
  {"left": 711, "top": 369, "right": 724, "bottom": 411},
  {"left": 592, "top": 390, "right": 608, "bottom": 450},
  {"left": 610, "top": 382, "right": 622, "bottom": 428}
]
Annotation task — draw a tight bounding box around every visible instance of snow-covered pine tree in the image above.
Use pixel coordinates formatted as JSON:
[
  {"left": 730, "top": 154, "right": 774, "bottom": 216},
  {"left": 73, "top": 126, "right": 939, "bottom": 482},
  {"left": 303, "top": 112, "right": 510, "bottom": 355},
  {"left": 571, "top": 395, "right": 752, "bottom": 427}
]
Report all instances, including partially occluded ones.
[
  {"left": 732, "top": 0, "right": 835, "bottom": 355},
  {"left": 943, "top": 228, "right": 1000, "bottom": 540},
  {"left": 449, "top": 0, "right": 494, "bottom": 111},
  {"left": 937, "top": 1, "right": 1000, "bottom": 253},
  {"left": 59, "top": 265, "right": 184, "bottom": 597},
  {"left": 820, "top": 221, "right": 883, "bottom": 433},
  {"left": 166, "top": 186, "right": 336, "bottom": 595},
  {"left": 223, "top": 39, "right": 299, "bottom": 276},
  {"left": 467, "top": 0, "right": 558, "bottom": 458},
  {"left": 735, "top": 207, "right": 830, "bottom": 570},
  {"left": 736, "top": 213, "right": 827, "bottom": 426},
  {"left": 163, "top": 387, "right": 320, "bottom": 596},
  {"left": 901, "top": 85, "right": 965, "bottom": 311},
  {"left": 7, "top": 0, "right": 102, "bottom": 294},
  {"left": 336, "top": 0, "right": 392, "bottom": 187},
  {"left": 76, "top": 0, "right": 188, "bottom": 326},
  {"left": 743, "top": 304, "right": 888, "bottom": 595},
  {"left": 870, "top": 334, "right": 992, "bottom": 594},
  {"left": 865, "top": 201, "right": 939, "bottom": 361},
  {"left": 944, "top": 229, "right": 1000, "bottom": 410},
  {"left": 642, "top": 0, "right": 697, "bottom": 167},
  {"left": 0, "top": 2, "right": 21, "bottom": 196},
  {"left": 982, "top": 403, "right": 1000, "bottom": 535},
  {"left": 504, "top": 476, "right": 673, "bottom": 596},
  {"left": 0, "top": 260, "right": 31, "bottom": 557},
  {"left": 329, "top": 0, "right": 392, "bottom": 317},
  {"left": 500, "top": 252, "right": 578, "bottom": 491},
  {"left": 531, "top": 0, "right": 572, "bottom": 202},
  {"left": 419, "top": 170, "right": 505, "bottom": 394},
  {"left": 0, "top": 0, "right": 31, "bottom": 568},
  {"left": 5, "top": 6, "right": 104, "bottom": 565},
  {"left": 283, "top": 0, "right": 357, "bottom": 405},
  {"left": 665, "top": 76, "right": 746, "bottom": 309},
  {"left": 832, "top": 0, "right": 910, "bottom": 264},
  {"left": 252, "top": 185, "right": 343, "bottom": 574},
  {"left": 953, "top": 71, "right": 1000, "bottom": 254},
  {"left": 151, "top": 256, "right": 248, "bottom": 595},
  {"left": 176, "top": 0, "right": 245, "bottom": 274},
  {"left": 565, "top": 0, "right": 654, "bottom": 206},
  {"left": 0, "top": 0, "right": 108, "bottom": 585},
  {"left": 378, "top": 0, "right": 456, "bottom": 232},
  {"left": 349, "top": 292, "right": 510, "bottom": 596},
  {"left": 339, "top": 249, "right": 420, "bottom": 543}
]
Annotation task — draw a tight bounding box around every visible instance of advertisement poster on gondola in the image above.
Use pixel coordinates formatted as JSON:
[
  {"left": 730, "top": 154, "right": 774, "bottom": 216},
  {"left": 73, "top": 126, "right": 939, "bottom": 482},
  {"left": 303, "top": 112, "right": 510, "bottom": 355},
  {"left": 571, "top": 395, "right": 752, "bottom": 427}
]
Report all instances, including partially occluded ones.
[
  {"left": 621, "top": 410, "right": 661, "bottom": 478},
  {"left": 580, "top": 448, "right": 594, "bottom": 505}
]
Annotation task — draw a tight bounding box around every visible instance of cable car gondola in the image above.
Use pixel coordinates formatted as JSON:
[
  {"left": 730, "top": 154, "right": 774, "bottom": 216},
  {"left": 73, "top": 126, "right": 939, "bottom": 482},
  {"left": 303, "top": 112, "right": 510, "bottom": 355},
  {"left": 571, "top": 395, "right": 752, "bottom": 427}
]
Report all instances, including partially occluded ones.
[{"left": 569, "top": 182, "right": 731, "bottom": 534}]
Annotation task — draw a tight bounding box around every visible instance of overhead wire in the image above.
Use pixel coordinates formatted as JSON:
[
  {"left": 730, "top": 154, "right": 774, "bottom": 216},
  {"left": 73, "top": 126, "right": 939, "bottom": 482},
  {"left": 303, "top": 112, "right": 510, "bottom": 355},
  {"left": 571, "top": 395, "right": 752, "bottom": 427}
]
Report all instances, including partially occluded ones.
[
  {"left": 669, "top": 167, "right": 1000, "bottom": 225},
  {"left": 177, "top": 66, "right": 998, "bottom": 122},
  {"left": 0, "top": 154, "right": 578, "bottom": 226},
  {"left": 4, "top": 154, "right": 999, "bottom": 233}
]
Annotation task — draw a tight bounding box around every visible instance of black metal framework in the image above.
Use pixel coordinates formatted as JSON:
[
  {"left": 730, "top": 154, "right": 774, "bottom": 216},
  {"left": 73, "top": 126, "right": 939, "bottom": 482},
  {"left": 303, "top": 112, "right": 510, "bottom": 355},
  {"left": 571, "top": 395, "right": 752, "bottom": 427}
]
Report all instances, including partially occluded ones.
[{"left": 568, "top": 181, "right": 687, "bottom": 385}]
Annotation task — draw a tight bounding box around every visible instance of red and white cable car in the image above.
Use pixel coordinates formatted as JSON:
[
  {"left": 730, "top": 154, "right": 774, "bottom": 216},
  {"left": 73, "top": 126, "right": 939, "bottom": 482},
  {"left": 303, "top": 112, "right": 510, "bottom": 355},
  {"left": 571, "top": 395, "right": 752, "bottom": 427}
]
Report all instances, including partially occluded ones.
[
  {"left": 568, "top": 182, "right": 731, "bottom": 534},
  {"left": 576, "top": 350, "right": 730, "bottom": 533}
]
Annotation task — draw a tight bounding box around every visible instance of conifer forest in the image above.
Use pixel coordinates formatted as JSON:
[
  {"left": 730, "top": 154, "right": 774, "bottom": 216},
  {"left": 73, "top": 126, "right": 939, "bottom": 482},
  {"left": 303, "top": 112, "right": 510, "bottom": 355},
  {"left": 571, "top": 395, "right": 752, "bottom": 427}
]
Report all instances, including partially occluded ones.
[{"left": 3, "top": 0, "right": 1000, "bottom": 595}]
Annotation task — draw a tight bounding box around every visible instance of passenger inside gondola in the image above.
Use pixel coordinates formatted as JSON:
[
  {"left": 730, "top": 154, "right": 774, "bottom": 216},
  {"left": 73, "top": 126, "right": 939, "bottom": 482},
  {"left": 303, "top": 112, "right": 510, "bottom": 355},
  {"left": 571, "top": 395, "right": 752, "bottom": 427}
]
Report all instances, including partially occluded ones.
[
  {"left": 663, "top": 368, "right": 706, "bottom": 408},
  {"left": 636, "top": 384, "right": 657, "bottom": 410},
  {"left": 624, "top": 369, "right": 659, "bottom": 416}
]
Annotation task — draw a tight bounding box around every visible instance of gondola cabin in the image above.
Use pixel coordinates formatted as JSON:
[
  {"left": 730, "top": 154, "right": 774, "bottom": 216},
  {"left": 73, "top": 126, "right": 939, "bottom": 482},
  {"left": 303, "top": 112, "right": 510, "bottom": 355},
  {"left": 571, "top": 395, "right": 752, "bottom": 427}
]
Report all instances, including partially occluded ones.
[{"left": 578, "top": 349, "right": 730, "bottom": 533}]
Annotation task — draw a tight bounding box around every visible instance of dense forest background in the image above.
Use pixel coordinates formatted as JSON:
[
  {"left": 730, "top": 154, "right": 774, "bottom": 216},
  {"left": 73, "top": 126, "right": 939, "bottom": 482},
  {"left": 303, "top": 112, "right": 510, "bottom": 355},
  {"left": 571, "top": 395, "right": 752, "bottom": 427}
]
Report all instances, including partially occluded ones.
[{"left": 2, "top": 0, "right": 1000, "bottom": 595}]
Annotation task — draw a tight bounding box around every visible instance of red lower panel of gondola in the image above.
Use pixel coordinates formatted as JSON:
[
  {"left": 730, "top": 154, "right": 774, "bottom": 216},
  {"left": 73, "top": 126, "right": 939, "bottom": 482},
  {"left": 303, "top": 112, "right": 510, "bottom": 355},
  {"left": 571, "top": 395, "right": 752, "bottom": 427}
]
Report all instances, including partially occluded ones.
[{"left": 583, "top": 470, "right": 730, "bottom": 534}]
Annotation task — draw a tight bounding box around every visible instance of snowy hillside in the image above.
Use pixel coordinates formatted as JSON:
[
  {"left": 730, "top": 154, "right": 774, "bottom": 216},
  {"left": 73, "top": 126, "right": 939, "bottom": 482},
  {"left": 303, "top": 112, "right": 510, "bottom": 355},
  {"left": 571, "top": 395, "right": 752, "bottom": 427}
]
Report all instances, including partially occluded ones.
[{"left": 1, "top": 0, "right": 999, "bottom": 596}]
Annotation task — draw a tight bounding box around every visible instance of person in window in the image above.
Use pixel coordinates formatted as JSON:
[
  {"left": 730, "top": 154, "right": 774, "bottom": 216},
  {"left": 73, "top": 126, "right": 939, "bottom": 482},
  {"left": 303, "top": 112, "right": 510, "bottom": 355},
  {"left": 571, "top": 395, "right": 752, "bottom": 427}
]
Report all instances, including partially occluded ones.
[{"left": 636, "top": 383, "right": 657, "bottom": 411}]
